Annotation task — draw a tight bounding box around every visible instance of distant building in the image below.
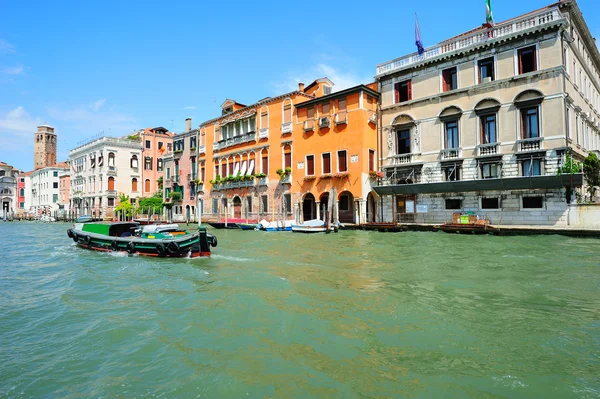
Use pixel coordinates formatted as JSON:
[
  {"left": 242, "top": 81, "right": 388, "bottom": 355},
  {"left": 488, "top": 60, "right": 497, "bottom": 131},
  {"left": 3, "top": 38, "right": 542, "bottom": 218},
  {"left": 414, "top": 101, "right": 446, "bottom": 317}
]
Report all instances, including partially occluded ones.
[
  {"left": 30, "top": 163, "right": 69, "bottom": 217},
  {"left": 69, "top": 136, "right": 143, "bottom": 219},
  {"left": 0, "top": 161, "right": 19, "bottom": 219},
  {"left": 34, "top": 125, "right": 57, "bottom": 170},
  {"left": 59, "top": 169, "right": 70, "bottom": 215},
  {"left": 373, "top": 0, "right": 599, "bottom": 226},
  {"left": 16, "top": 170, "right": 25, "bottom": 214}
]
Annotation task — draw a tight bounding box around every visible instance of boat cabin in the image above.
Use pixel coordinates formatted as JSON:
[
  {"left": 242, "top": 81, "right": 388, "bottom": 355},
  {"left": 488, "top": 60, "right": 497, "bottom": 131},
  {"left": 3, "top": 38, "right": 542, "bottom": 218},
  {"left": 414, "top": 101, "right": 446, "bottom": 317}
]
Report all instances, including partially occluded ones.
[{"left": 81, "top": 222, "right": 139, "bottom": 237}]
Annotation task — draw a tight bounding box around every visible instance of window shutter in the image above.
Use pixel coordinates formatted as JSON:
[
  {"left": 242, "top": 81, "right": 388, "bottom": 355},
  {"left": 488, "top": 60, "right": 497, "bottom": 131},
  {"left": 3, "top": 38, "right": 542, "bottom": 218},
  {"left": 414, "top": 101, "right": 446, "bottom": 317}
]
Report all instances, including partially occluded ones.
[
  {"left": 532, "top": 47, "right": 537, "bottom": 72},
  {"left": 518, "top": 49, "right": 523, "bottom": 74},
  {"left": 284, "top": 152, "right": 291, "bottom": 169},
  {"left": 407, "top": 80, "right": 412, "bottom": 101},
  {"left": 394, "top": 82, "right": 400, "bottom": 103},
  {"left": 521, "top": 110, "right": 527, "bottom": 139}
]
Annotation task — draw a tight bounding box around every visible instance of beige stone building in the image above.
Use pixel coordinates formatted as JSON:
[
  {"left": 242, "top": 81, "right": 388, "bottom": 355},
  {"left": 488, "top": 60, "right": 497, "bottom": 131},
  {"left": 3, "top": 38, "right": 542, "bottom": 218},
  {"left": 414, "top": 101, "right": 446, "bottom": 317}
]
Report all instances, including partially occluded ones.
[
  {"left": 69, "top": 137, "right": 143, "bottom": 219},
  {"left": 373, "top": 0, "right": 599, "bottom": 226}
]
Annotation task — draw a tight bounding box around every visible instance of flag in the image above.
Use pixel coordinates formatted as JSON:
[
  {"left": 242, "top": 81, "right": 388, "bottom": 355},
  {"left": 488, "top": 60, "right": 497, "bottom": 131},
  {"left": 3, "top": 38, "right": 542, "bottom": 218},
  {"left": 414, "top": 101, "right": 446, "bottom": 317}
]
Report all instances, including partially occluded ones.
[
  {"left": 415, "top": 14, "right": 425, "bottom": 56},
  {"left": 485, "top": 0, "right": 494, "bottom": 28}
]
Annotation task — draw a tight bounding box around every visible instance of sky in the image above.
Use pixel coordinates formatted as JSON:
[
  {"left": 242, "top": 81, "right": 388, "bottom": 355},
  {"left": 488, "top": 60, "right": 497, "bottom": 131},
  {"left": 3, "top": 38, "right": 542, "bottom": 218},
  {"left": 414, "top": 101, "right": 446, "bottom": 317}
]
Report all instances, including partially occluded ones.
[{"left": 0, "top": 0, "right": 598, "bottom": 171}]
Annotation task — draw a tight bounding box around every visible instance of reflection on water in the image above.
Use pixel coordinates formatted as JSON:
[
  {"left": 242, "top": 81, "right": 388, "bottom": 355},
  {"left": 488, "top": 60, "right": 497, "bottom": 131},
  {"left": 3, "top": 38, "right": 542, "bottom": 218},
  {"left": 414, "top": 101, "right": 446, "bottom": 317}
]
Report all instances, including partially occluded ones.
[{"left": 0, "top": 222, "right": 599, "bottom": 398}]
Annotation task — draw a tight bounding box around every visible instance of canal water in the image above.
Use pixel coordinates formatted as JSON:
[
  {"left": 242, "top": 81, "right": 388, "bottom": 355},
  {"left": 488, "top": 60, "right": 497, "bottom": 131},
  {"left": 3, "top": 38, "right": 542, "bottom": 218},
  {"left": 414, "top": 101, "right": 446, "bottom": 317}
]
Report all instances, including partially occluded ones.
[{"left": 0, "top": 222, "right": 598, "bottom": 398}]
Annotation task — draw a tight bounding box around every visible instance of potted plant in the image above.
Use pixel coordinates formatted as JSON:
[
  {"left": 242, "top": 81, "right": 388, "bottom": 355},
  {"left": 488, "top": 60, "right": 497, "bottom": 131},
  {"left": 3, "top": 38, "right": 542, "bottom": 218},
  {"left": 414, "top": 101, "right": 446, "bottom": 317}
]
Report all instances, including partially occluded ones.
[
  {"left": 255, "top": 172, "right": 267, "bottom": 178},
  {"left": 334, "top": 172, "right": 349, "bottom": 179},
  {"left": 318, "top": 174, "right": 332, "bottom": 182},
  {"left": 303, "top": 175, "right": 317, "bottom": 182},
  {"left": 169, "top": 192, "right": 182, "bottom": 201},
  {"left": 369, "top": 170, "right": 385, "bottom": 179}
]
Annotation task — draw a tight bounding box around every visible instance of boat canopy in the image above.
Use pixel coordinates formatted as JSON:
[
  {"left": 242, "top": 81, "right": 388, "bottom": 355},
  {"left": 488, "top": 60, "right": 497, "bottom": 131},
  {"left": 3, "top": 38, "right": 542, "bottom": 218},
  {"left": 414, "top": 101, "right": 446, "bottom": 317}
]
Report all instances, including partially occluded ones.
[
  {"left": 373, "top": 174, "right": 583, "bottom": 196},
  {"left": 142, "top": 224, "right": 181, "bottom": 234},
  {"left": 82, "top": 222, "right": 139, "bottom": 237}
]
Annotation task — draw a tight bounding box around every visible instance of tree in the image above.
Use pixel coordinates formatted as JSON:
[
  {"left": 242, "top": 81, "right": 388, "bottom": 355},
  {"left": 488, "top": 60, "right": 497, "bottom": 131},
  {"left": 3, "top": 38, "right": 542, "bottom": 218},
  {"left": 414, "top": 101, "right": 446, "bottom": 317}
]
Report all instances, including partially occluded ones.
[
  {"left": 138, "top": 194, "right": 163, "bottom": 214},
  {"left": 115, "top": 193, "right": 133, "bottom": 217},
  {"left": 157, "top": 176, "right": 163, "bottom": 191},
  {"left": 583, "top": 152, "right": 600, "bottom": 200},
  {"left": 557, "top": 154, "right": 581, "bottom": 174}
]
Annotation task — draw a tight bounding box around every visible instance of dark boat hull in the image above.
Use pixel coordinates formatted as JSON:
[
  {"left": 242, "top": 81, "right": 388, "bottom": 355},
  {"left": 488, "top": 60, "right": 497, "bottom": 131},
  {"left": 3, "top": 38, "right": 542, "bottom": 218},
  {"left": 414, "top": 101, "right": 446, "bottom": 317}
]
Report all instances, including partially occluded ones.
[
  {"left": 67, "top": 228, "right": 215, "bottom": 257},
  {"left": 208, "top": 222, "right": 240, "bottom": 229}
]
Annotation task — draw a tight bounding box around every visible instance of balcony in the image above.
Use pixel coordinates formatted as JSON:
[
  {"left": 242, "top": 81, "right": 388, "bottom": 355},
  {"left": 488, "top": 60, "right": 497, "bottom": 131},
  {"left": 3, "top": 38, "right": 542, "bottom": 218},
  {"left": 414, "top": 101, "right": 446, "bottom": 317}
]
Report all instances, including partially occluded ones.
[
  {"left": 376, "top": 7, "right": 562, "bottom": 77},
  {"left": 217, "top": 132, "right": 257, "bottom": 151},
  {"left": 107, "top": 166, "right": 117, "bottom": 175},
  {"left": 281, "top": 122, "right": 292, "bottom": 135},
  {"left": 280, "top": 174, "right": 292, "bottom": 184},
  {"left": 441, "top": 148, "right": 461, "bottom": 160},
  {"left": 335, "top": 112, "right": 347, "bottom": 125},
  {"left": 319, "top": 117, "right": 330, "bottom": 128},
  {"left": 131, "top": 166, "right": 139, "bottom": 174},
  {"left": 477, "top": 142, "right": 499, "bottom": 156},
  {"left": 303, "top": 119, "right": 315, "bottom": 132},
  {"left": 174, "top": 150, "right": 183, "bottom": 158},
  {"left": 257, "top": 177, "right": 268, "bottom": 186},
  {"left": 198, "top": 145, "right": 206, "bottom": 154},
  {"left": 105, "top": 190, "right": 117, "bottom": 197},
  {"left": 212, "top": 142, "right": 219, "bottom": 151},
  {"left": 390, "top": 153, "right": 412, "bottom": 165},
  {"left": 517, "top": 137, "right": 543, "bottom": 152},
  {"left": 259, "top": 128, "right": 269, "bottom": 139}
]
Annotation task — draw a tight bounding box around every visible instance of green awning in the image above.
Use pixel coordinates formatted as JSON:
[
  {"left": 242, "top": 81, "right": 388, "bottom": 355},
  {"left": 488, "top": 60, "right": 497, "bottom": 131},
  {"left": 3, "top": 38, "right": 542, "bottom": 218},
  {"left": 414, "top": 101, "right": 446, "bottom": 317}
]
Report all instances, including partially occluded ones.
[{"left": 373, "top": 174, "right": 583, "bottom": 195}]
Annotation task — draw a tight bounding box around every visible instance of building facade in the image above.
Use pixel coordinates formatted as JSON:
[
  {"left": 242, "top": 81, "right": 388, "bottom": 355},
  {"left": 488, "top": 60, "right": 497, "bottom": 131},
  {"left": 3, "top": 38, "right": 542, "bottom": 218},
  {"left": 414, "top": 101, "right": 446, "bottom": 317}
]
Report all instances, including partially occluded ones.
[
  {"left": 69, "top": 137, "right": 143, "bottom": 219},
  {"left": 16, "top": 171, "right": 25, "bottom": 215},
  {"left": 59, "top": 170, "right": 70, "bottom": 216},
  {"left": 129, "top": 127, "right": 174, "bottom": 197},
  {"left": 373, "top": 0, "right": 599, "bottom": 226},
  {"left": 34, "top": 125, "right": 57, "bottom": 170},
  {"left": 0, "top": 161, "right": 19, "bottom": 219},
  {"left": 30, "top": 163, "right": 69, "bottom": 217}
]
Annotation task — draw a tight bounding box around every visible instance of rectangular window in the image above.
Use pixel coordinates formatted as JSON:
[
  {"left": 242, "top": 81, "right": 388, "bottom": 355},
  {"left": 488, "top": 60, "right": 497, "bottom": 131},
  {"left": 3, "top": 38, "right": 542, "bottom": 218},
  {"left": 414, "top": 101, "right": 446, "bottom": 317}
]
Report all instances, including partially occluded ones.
[
  {"left": 145, "top": 157, "right": 152, "bottom": 170},
  {"left": 322, "top": 101, "right": 330, "bottom": 115},
  {"left": 522, "top": 159, "right": 542, "bottom": 176},
  {"left": 322, "top": 153, "right": 331, "bottom": 174},
  {"left": 521, "top": 107, "right": 539, "bottom": 138},
  {"left": 53, "top": 182, "right": 58, "bottom": 189},
  {"left": 369, "top": 149, "right": 375, "bottom": 172},
  {"left": 445, "top": 121, "right": 459, "bottom": 149},
  {"left": 212, "top": 198, "right": 219, "bottom": 213},
  {"left": 20, "top": 178, "right": 24, "bottom": 183},
  {"left": 481, "top": 115, "right": 497, "bottom": 144},
  {"left": 442, "top": 67, "right": 457, "bottom": 91},
  {"left": 284, "top": 152, "right": 291, "bottom": 169},
  {"left": 157, "top": 158, "right": 163, "bottom": 171},
  {"left": 261, "top": 195, "right": 268, "bottom": 213},
  {"left": 337, "top": 150, "right": 347, "bottom": 172},
  {"left": 481, "top": 197, "right": 500, "bottom": 209},
  {"left": 158, "top": 142, "right": 164, "bottom": 150},
  {"left": 166, "top": 167, "right": 171, "bottom": 179},
  {"left": 481, "top": 163, "right": 500, "bottom": 179},
  {"left": 307, "top": 106, "right": 315, "bottom": 119},
  {"left": 306, "top": 155, "right": 315, "bottom": 175},
  {"left": 108, "top": 198, "right": 115, "bottom": 207},
  {"left": 394, "top": 80, "right": 412, "bottom": 103},
  {"left": 145, "top": 140, "right": 151, "bottom": 149},
  {"left": 20, "top": 202, "right": 24, "bottom": 209},
  {"left": 190, "top": 136, "right": 196, "bottom": 148},
  {"left": 396, "top": 129, "right": 411, "bottom": 154},
  {"left": 261, "top": 111, "right": 268, "bottom": 128},
  {"left": 518, "top": 45, "right": 537, "bottom": 74},
  {"left": 53, "top": 171, "right": 58, "bottom": 177},
  {"left": 523, "top": 196, "right": 544, "bottom": 209},
  {"left": 444, "top": 166, "right": 460, "bottom": 181},
  {"left": 53, "top": 194, "right": 58, "bottom": 203},
  {"left": 262, "top": 155, "right": 268, "bottom": 175},
  {"left": 478, "top": 57, "right": 495, "bottom": 83},
  {"left": 445, "top": 199, "right": 462, "bottom": 210}
]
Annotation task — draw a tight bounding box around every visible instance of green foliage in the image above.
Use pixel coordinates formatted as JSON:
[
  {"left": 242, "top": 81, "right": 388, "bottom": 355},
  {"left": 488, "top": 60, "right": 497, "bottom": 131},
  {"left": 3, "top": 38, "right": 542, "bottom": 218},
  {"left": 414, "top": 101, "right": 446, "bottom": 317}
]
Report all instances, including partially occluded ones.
[
  {"left": 583, "top": 152, "right": 600, "bottom": 198},
  {"left": 254, "top": 173, "right": 267, "bottom": 178},
  {"left": 157, "top": 176, "right": 164, "bottom": 191},
  {"left": 557, "top": 154, "right": 582, "bottom": 174},
  {"left": 115, "top": 194, "right": 133, "bottom": 217},
  {"left": 169, "top": 191, "right": 182, "bottom": 201},
  {"left": 138, "top": 196, "right": 163, "bottom": 214}
]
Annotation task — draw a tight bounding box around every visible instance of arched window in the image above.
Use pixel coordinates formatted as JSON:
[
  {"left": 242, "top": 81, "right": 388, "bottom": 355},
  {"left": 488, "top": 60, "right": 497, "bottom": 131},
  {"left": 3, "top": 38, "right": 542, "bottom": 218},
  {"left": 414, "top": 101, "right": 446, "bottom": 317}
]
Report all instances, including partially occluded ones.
[
  {"left": 20, "top": 188, "right": 24, "bottom": 197},
  {"left": 108, "top": 152, "right": 115, "bottom": 167},
  {"left": 108, "top": 177, "right": 115, "bottom": 191},
  {"left": 261, "top": 148, "right": 269, "bottom": 174},
  {"left": 132, "top": 178, "right": 138, "bottom": 192},
  {"left": 145, "top": 179, "right": 151, "bottom": 193},
  {"left": 260, "top": 106, "right": 269, "bottom": 130},
  {"left": 282, "top": 99, "right": 292, "bottom": 124},
  {"left": 130, "top": 155, "right": 138, "bottom": 168},
  {"left": 0, "top": 170, "right": 5, "bottom": 177}
]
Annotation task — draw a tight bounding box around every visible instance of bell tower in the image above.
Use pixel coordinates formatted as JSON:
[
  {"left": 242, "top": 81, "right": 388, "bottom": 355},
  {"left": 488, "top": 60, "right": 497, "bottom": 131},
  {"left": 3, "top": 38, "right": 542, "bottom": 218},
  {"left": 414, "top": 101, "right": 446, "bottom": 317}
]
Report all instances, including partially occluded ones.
[{"left": 34, "top": 125, "right": 57, "bottom": 170}]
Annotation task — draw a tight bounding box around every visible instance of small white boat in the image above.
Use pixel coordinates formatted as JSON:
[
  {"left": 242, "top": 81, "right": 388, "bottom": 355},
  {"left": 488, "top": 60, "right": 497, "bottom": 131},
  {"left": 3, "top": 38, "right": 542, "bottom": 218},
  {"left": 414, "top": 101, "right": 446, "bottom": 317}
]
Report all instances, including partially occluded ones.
[
  {"left": 291, "top": 219, "right": 334, "bottom": 233},
  {"left": 258, "top": 219, "right": 295, "bottom": 231}
]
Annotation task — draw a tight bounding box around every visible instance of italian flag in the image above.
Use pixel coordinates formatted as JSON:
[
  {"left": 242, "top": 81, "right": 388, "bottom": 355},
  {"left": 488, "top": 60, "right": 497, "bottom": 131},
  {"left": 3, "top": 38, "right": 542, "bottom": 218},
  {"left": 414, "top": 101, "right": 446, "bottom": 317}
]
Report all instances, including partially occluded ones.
[{"left": 485, "top": 0, "right": 494, "bottom": 27}]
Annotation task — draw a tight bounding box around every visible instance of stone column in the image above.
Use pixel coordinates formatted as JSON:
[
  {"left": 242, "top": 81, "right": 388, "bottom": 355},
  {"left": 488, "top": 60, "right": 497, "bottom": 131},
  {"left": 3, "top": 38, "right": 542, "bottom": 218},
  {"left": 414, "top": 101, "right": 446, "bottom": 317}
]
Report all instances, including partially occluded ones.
[{"left": 315, "top": 201, "right": 320, "bottom": 220}]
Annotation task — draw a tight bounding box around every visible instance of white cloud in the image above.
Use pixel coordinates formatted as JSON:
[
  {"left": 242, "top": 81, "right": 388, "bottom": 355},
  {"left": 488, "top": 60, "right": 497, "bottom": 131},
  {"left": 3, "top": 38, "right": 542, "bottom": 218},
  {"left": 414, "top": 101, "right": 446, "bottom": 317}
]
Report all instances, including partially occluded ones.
[
  {"left": 0, "top": 39, "right": 15, "bottom": 53},
  {"left": 273, "top": 63, "right": 372, "bottom": 95},
  {"left": 1, "top": 64, "right": 24, "bottom": 75},
  {"left": 0, "top": 106, "right": 40, "bottom": 134},
  {"left": 90, "top": 98, "right": 106, "bottom": 111},
  {"left": 183, "top": 106, "right": 196, "bottom": 110}
]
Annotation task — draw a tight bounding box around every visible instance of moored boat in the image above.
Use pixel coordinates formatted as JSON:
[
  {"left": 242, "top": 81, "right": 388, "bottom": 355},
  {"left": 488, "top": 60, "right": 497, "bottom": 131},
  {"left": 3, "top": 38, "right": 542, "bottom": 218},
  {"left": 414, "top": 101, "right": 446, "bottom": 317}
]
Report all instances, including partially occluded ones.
[
  {"left": 67, "top": 222, "right": 217, "bottom": 257},
  {"left": 257, "top": 219, "right": 296, "bottom": 232},
  {"left": 291, "top": 219, "right": 335, "bottom": 233},
  {"left": 237, "top": 223, "right": 259, "bottom": 230}
]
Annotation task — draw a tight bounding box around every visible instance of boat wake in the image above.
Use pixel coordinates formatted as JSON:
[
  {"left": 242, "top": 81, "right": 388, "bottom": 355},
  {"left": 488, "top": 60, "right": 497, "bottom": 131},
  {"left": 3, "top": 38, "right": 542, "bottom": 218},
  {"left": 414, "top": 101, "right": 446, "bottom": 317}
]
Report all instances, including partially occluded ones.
[{"left": 211, "top": 254, "right": 252, "bottom": 262}]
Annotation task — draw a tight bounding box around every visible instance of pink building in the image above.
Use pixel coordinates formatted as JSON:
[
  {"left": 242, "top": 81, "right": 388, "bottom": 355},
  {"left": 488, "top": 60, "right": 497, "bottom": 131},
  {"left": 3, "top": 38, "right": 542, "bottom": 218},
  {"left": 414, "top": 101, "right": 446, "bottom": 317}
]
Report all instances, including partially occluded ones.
[{"left": 131, "top": 127, "right": 174, "bottom": 198}]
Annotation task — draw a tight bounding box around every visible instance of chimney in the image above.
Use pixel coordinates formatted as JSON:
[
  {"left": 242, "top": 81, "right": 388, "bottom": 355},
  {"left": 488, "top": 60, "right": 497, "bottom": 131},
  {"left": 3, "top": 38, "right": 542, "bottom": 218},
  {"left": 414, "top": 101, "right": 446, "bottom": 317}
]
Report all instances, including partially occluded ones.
[
  {"left": 298, "top": 82, "right": 305, "bottom": 92},
  {"left": 185, "top": 118, "right": 192, "bottom": 132}
]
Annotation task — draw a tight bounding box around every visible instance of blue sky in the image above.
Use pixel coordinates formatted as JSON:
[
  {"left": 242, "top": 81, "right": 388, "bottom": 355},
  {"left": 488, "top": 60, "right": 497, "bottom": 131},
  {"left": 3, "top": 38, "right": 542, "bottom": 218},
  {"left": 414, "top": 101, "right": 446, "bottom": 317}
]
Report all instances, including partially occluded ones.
[{"left": 1, "top": 0, "right": 598, "bottom": 171}]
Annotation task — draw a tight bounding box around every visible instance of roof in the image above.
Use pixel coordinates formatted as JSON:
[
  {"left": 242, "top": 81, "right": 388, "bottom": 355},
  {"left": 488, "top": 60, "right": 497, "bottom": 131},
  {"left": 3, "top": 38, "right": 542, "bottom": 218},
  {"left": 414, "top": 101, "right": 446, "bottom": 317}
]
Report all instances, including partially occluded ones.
[
  {"left": 304, "top": 77, "right": 334, "bottom": 92},
  {"left": 295, "top": 84, "right": 380, "bottom": 109},
  {"left": 52, "top": 162, "right": 69, "bottom": 169}
]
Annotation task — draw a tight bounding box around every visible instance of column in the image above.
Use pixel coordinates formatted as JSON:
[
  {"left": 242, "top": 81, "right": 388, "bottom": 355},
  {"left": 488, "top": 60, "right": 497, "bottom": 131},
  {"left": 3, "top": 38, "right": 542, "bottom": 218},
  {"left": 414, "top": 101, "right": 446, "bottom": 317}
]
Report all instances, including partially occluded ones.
[{"left": 315, "top": 201, "right": 320, "bottom": 220}]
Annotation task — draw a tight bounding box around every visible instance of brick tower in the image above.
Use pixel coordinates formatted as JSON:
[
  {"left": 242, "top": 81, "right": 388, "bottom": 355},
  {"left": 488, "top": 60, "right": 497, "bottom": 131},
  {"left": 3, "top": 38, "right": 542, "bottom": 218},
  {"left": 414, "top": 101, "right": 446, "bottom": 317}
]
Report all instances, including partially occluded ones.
[{"left": 34, "top": 125, "right": 57, "bottom": 170}]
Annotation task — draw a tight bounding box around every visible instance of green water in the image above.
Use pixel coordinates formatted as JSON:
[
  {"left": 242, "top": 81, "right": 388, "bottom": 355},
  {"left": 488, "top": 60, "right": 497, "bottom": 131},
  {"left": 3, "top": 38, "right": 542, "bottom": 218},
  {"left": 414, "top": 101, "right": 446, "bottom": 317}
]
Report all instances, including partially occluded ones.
[{"left": 0, "top": 222, "right": 599, "bottom": 398}]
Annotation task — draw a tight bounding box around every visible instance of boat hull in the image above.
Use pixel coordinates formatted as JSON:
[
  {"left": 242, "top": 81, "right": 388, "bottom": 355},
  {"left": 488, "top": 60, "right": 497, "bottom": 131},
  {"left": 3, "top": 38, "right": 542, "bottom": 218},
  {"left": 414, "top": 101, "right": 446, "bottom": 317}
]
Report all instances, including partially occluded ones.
[
  {"left": 291, "top": 226, "right": 328, "bottom": 233},
  {"left": 208, "top": 222, "right": 240, "bottom": 229},
  {"left": 67, "top": 227, "right": 214, "bottom": 257}
]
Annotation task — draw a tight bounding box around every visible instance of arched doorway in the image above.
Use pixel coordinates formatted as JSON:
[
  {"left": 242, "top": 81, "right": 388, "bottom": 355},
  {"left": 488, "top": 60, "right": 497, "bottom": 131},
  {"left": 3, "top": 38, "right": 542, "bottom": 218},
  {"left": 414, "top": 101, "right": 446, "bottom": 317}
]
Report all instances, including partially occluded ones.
[
  {"left": 366, "top": 192, "right": 376, "bottom": 223},
  {"left": 319, "top": 192, "right": 329, "bottom": 221},
  {"left": 302, "top": 193, "right": 316, "bottom": 222},
  {"left": 339, "top": 191, "right": 355, "bottom": 223},
  {"left": 232, "top": 196, "right": 242, "bottom": 218}
]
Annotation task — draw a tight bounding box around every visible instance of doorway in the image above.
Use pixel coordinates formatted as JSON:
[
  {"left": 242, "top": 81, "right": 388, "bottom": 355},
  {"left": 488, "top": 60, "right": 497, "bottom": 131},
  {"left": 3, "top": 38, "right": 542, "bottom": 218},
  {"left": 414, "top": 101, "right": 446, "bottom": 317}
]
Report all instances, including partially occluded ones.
[
  {"left": 233, "top": 196, "right": 242, "bottom": 219},
  {"left": 302, "top": 193, "right": 316, "bottom": 222}
]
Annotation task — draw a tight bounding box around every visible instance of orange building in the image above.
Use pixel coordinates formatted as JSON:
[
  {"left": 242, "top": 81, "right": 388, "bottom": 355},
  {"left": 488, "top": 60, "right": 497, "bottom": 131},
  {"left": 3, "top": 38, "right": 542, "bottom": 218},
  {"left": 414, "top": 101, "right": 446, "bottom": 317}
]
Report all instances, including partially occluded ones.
[
  {"left": 165, "top": 78, "right": 380, "bottom": 224},
  {"left": 130, "top": 127, "right": 174, "bottom": 200}
]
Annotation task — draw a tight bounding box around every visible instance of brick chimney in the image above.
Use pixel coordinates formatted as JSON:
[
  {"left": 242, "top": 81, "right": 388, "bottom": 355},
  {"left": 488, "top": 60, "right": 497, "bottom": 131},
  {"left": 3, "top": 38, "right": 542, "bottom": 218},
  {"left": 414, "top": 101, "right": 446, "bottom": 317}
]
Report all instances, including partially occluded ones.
[
  {"left": 185, "top": 118, "right": 192, "bottom": 132},
  {"left": 298, "top": 82, "right": 305, "bottom": 92}
]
